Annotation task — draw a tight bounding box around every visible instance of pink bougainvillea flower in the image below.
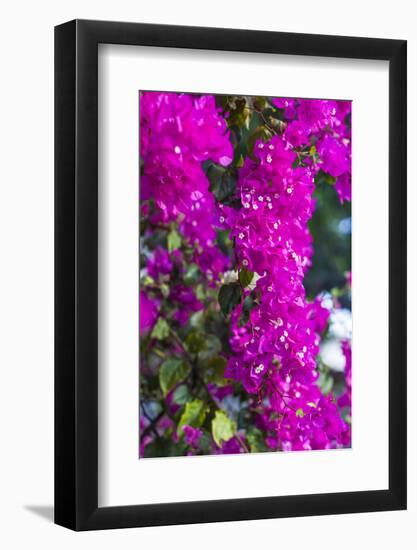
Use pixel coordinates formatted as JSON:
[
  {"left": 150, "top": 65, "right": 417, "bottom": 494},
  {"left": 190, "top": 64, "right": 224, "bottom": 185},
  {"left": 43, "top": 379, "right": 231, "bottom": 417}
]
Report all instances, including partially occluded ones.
[
  {"left": 182, "top": 425, "right": 203, "bottom": 448},
  {"left": 139, "top": 291, "right": 158, "bottom": 334}
]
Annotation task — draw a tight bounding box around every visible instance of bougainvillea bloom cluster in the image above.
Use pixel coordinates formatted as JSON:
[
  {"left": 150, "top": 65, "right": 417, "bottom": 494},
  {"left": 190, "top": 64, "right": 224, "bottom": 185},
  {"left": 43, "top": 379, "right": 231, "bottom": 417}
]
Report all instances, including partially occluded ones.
[
  {"left": 140, "top": 92, "right": 233, "bottom": 283},
  {"left": 139, "top": 91, "right": 352, "bottom": 457}
]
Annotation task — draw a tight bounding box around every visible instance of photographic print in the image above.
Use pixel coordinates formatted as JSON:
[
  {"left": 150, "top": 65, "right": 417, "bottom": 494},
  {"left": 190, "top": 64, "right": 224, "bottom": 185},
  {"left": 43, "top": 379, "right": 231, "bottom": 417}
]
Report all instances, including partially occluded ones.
[{"left": 139, "top": 91, "right": 352, "bottom": 458}]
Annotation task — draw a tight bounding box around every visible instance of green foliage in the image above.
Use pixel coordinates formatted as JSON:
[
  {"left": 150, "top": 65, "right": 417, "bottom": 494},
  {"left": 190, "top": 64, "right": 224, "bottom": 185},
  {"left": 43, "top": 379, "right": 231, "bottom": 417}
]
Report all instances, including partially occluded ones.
[
  {"left": 239, "top": 295, "right": 255, "bottom": 327},
  {"left": 315, "top": 169, "right": 336, "bottom": 186},
  {"left": 198, "top": 334, "right": 222, "bottom": 362},
  {"left": 223, "top": 96, "right": 250, "bottom": 129},
  {"left": 238, "top": 266, "right": 254, "bottom": 288},
  {"left": 172, "top": 384, "right": 193, "bottom": 405},
  {"left": 204, "top": 162, "right": 238, "bottom": 206},
  {"left": 197, "top": 431, "right": 214, "bottom": 453},
  {"left": 151, "top": 317, "right": 170, "bottom": 340},
  {"left": 246, "top": 427, "right": 269, "bottom": 453},
  {"left": 167, "top": 228, "right": 181, "bottom": 252},
  {"left": 177, "top": 400, "right": 208, "bottom": 436},
  {"left": 183, "top": 264, "right": 201, "bottom": 286},
  {"left": 218, "top": 282, "right": 242, "bottom": 316},
  {"left": 216, "top": 229, "right": 233, "bottom": 257},
  {"left": 159, "top": 357, "right": 191, "bottom": 396},
  {"left": 143, "top": 438, "right": 188, "bottom": 458},
  {"left": 212, "top": 410, "right": 236, "bottom": 447},
  {"left": 203, "top": 356, "right": 228, "bottom": 386},
  {"left": 185, "top": 331, "right": 206, "bottom": 354}
]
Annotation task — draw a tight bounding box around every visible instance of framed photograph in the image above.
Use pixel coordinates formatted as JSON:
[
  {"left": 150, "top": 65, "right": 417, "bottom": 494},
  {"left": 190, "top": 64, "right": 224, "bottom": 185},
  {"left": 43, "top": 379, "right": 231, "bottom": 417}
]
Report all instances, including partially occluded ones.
[{"left": 55, "top": 19, "right": 407, "bottom": 530}]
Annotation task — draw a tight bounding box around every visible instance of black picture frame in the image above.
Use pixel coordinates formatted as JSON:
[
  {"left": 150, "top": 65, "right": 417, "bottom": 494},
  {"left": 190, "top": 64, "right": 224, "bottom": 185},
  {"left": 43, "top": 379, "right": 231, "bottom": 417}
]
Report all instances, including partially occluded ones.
[{"left": 55, "top": 19, "right": 407, "bottom": 531}]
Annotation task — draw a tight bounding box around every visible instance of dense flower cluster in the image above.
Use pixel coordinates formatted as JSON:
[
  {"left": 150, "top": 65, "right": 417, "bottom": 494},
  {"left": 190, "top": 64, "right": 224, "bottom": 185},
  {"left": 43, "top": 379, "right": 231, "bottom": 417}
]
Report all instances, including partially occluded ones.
[
  {"left": 139, "top": 92, "right": 352, "bottom": 457},
  {"left": 275, "top": 98, "right": 352, "bottom": 203},
  {"left": 140, "top": 92, "right": 233, "bottom": 281},
  {"left": 223, "top": 98, "right": 351, "bottom": 450}
]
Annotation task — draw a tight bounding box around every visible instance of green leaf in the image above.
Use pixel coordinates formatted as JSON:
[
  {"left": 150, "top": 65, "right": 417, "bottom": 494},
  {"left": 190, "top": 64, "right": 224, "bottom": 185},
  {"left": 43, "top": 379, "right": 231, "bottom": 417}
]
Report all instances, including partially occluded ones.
[
  {"left": 167, "top": 228, "right": 181, "bottom": 252},
  {"left": 238, "top": 266, "right": 254, "bottom": 288},
  {"left": 183, "top": 263, "right": 200, "bottom": 286},
  {"left": 239, "top": 295, "right": 255, "bottom": 327},
  {"left": 159, "top": 358, "right": 191, "bottom": 396},
  {"left": 151, "top": 317, "right": 170, "bottom": 340},
  {"left": 235, "top": 154, "right": 244, "bottom": 168},
  {"left": 296, "top": 408, "right": 305, "bottom": 418},
  {"left": 142, "top": 275, "right": 155, "bottom": 287},
  {"left": 186, "top": 331, "right": 222, "bottom": 362},
  {"left": 203, "top": 356, "right": 227, "bottom": 386},
  {"left": 160, "top": 283, "right": 170, "bottom": 297},
  {"left": 315, "top": 169, "right": 336, "bottom": 187},
  {"left": 177, "top": 400, "right": 208, "bottom": 436},
  {"left": 189, "top": 310, "right": 204, "bottom": 328},
  {"left": 172, "top": 384, "right": 192, "bottom": 405},
  {"left": 331, "top": 287, "right": 344, "bottom": 298},
  {"left": 185, "top": 331, "right": 206, "bottom": 354},
  {"left": 218, "top": 282, "right": 242, "bottom": 316},
  {"left": 212, "top": 410, "right": 236, "bottom": 447},
  {"left": 252, "top": 96, "right": 268, "bottom": 111},
  {"left": 198, "top": 334, "right": 222, "bottom": 362},
  {"left": 341, "top": 409, "right": 351, "bottom": 425},
  {"left": 246, "top": 427, "right": 269, "bottom": 453},
  {"left": 225, "top": 97, "right": 250, "bottom": 129},
  {"left": 216, "top": 229, "right": 233, "bottom": 256},
  {"left": 195, "top": 284, "right": 206, "bottom": 301},
  {"left": 205, "top": 163, "right": 237, "bottom": 204},
  {"left": 198, "top": 431, "right": 213, "bottom": 454}
]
